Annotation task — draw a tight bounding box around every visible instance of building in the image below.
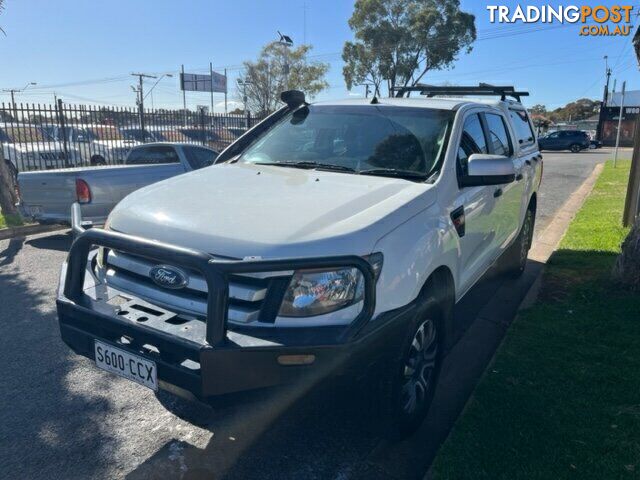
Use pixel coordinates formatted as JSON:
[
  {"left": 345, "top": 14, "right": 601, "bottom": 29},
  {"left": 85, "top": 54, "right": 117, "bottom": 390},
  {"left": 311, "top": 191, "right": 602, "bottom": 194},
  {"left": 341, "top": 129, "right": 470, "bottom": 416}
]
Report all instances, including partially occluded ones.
[{"left": 599, "top": 90, "right": 640, "bottom": 147}]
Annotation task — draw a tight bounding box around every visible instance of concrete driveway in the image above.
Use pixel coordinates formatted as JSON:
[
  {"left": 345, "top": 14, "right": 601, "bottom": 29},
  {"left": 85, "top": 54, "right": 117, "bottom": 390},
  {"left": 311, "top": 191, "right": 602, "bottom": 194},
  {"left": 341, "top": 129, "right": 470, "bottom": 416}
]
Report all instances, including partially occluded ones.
[{"left": 0, "top": 148, "right": 629, "bottom": 480}]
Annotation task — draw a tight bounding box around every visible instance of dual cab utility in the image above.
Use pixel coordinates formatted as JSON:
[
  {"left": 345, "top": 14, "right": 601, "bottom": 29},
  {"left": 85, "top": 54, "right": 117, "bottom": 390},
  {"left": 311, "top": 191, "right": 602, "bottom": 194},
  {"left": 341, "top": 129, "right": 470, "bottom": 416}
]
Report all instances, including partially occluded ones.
[
  {"left": 18, "top": 142, "right": 217, "bottom": 225},
  {"left": 57, "top": 85, "right": 542, "bottom": 438}
]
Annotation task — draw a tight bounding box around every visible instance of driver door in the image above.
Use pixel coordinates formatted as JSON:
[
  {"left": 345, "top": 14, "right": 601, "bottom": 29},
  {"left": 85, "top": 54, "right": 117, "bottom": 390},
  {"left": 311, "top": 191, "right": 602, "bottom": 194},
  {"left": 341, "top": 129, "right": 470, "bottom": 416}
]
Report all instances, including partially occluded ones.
[{"left": 454, "top": 113, "right": 498, "bottom": 293}]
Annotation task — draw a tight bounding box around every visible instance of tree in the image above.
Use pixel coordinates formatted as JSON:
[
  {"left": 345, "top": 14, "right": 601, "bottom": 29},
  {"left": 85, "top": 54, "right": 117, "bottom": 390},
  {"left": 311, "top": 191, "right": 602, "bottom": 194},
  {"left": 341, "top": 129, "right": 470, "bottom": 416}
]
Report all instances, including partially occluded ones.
[
  {"left": 0, "top": 0, "right": 17, "bottom": 217},
  {"left": 530, "top": 104, "right": 547, "bottom": 115},
  {"left": 342, "top": 0, "right": 476, "bottom": 96},
  {"left": 239, "top": 42, "right": 329, "bottom": 116},
  {"left": 548, "top": 98, "right": 600, "bottom": 122}
]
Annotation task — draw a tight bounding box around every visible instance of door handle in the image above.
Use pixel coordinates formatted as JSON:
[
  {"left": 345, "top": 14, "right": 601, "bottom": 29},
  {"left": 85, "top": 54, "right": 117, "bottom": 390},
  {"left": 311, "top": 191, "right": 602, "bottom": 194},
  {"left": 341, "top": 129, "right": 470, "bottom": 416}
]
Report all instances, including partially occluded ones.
[
  {"left": 515, "top": 173, "right": 523, "bottom": 181},
  {"left": 494, "top": 188, "right": 503, "bottom": 198}
]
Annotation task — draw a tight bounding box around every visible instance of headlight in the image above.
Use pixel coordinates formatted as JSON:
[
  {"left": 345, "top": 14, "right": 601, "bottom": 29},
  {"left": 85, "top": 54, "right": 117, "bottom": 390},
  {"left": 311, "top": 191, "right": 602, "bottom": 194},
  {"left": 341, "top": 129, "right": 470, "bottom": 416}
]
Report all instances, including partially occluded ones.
[{"left": 278, "top": 253, "right": 383, "bottom": 318}]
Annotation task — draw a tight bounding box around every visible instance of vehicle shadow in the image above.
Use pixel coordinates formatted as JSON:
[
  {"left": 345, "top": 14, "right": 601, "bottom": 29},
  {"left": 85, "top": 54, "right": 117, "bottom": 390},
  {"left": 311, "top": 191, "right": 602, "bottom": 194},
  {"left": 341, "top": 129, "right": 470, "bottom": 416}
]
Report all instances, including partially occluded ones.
[
  {"left": 0, "top": 244, "right": 121, "bottom": 479},
  {"left": 124, "top": 258, "right": 545, "bottom": 480},
  {"left": 25, "top": 230, "right": 73, "bottom": 252}
]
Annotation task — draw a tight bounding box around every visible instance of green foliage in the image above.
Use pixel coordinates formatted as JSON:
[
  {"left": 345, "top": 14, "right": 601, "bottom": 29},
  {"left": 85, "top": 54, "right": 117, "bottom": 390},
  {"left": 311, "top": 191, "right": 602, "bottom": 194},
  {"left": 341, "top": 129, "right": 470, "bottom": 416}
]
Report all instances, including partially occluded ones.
[
  {"left": 240, "top": 42, "right": 329, "bottom": 116},
  {"left": 529, "top": 104, "right": 547, "bottom": 115},
  {"left": 533, "top": 98, "right": 601, "bottom": 123},
  {"left": 432, "top": 161, "right": 639, "bottom": 480},
  {"left": 342, "top": 0, "right": 476, "bottom": 95},
  {"left": 0, "top": 212, "right": 23, "bottom": 229}
]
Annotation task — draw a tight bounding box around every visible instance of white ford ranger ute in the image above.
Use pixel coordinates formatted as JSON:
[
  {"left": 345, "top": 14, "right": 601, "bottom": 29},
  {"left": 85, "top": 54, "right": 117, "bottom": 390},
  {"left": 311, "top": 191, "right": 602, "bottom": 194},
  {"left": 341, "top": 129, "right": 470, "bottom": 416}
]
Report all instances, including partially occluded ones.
[{"left": 57, "top": 85, "right": 542, "bottom": 438}]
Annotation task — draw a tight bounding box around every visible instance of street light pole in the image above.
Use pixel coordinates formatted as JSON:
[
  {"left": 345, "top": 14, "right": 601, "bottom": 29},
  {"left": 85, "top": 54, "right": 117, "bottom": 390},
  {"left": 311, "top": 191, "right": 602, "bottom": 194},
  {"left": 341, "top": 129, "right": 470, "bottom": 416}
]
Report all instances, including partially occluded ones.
[
  {"left": 237, "top": 78, "right": 252, "bottom": 114},
  {"left": 143, "top": 73, "right": 173, "bottom": 110},
  {"left": 277, "top": 31, "right": 294, "bottom": 89}
]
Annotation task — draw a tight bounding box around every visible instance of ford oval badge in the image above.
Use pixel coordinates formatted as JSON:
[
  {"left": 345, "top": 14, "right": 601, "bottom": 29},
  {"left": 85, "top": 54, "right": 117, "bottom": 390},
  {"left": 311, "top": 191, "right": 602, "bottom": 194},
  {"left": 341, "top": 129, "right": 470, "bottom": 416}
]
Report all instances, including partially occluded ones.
[{"left": 149, "top": 265, "right": 189, "bottom": 289}]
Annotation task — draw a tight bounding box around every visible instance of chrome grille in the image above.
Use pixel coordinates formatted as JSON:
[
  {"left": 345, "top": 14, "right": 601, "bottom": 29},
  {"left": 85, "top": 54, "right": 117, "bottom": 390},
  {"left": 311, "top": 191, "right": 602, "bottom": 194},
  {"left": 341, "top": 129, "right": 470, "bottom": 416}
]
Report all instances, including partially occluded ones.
[{"left": 103, "top": 250, "right": 274, "bottom": 324}]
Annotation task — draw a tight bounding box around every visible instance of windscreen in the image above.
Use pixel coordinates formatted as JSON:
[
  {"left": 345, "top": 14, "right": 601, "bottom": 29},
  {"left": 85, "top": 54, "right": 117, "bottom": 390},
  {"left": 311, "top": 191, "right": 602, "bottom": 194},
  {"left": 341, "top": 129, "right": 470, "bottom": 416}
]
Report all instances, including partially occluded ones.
[{"left": 240, "top": 105, "right": 453, "bottom": 176}]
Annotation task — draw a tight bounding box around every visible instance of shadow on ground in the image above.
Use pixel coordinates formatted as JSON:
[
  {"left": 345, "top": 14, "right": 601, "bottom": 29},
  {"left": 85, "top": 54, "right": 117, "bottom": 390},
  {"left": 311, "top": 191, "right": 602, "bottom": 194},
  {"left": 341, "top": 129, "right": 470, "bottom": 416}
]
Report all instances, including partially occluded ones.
[
  {"left": 26, "top": 231, "right": 73, "bottom": 252},
  {"left": 0, "top": 233, "right": 123, "bottom": 479},
  {"left": 124, "top": 259, "right": 545, "bottom": 480}
]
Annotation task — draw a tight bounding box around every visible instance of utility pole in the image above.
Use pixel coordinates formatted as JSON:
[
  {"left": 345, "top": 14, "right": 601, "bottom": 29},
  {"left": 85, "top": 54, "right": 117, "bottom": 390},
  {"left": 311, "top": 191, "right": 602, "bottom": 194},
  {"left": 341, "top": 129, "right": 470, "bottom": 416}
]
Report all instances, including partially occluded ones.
[
  {"left": 224, "top": 68, "right": 228, "bottom": 114},
  {"left": 614, "top": 81, "right": 626, "bottom": 168},
  {"left": 181, "top": 65, "right": 187, "bottom": 126},
  {"left": 209, "top": 61, "right": 215, "bottom": 119},
  {"left": 596, "top": 56, "right": 612, "bottom": 142},
  {"left": 131, "top": 73, "right": 156, "bottom": 140},
  {"left": 2, "top": 82, "right": 37, "bottom": 122}
]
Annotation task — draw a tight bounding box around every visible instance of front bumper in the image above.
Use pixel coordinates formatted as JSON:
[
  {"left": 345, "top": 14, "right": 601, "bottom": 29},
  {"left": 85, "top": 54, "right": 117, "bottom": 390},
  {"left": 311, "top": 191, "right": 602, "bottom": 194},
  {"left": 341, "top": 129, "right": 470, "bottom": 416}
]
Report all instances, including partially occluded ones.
[{"left": 57, "top": 205, "right": 411, "bottom": 402}]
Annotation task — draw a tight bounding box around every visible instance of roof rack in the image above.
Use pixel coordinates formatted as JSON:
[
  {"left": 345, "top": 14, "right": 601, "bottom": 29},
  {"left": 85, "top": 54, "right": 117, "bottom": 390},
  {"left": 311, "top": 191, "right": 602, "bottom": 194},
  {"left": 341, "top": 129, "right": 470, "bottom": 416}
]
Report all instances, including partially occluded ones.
[{"left": 392, "top": 83, "right": 529, "bottom": 102}]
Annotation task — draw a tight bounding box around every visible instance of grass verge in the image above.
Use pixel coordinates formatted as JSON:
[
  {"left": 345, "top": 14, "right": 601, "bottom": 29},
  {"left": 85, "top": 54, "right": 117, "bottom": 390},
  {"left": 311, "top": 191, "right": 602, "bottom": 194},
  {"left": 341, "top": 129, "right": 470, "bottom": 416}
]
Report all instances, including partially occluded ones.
[
  {"left": 432, "top": 160, "right": 640, "bottom": 479},
  {"left": 0, "top": 211, "right": 23, "bottom": 229}
]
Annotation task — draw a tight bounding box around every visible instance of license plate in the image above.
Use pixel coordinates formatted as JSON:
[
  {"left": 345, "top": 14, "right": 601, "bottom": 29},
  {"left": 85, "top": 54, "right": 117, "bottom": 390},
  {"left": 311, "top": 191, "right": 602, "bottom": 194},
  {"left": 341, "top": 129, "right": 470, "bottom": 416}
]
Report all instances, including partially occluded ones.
[{"left": 94, "top": 340, "right": 158, "bottom": 391}]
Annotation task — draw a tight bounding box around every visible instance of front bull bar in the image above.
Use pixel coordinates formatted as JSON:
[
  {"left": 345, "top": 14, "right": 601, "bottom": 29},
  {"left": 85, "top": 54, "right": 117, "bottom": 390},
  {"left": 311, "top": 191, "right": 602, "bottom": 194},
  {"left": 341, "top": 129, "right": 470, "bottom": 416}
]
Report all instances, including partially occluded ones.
[{"left": 66, "top": 203, "right": 377, "bottom": 346}]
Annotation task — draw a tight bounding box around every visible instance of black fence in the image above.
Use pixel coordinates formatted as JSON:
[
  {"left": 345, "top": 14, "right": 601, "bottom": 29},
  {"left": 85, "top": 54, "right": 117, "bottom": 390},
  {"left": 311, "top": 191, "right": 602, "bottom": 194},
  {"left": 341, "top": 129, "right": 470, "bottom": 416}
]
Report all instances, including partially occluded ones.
[{"left": 0, "top": 101, "right": 264, "bottom": 173}]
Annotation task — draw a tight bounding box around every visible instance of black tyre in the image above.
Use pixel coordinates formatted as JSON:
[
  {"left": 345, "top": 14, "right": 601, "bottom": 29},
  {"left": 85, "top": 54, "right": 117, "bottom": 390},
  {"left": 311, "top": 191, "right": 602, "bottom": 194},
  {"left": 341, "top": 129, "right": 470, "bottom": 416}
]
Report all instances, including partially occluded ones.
[
  {"left": 570, "top": 143, "right": 581, "bottom": 153},
  {"left": 374, "top": 296, "right": 444, "bottom": 440},
  {"left": 90, "top": 155, "right": 107, "bottom": 166},
  {"left": 503, "top": 207, "right": 535, "bottom": 278}
]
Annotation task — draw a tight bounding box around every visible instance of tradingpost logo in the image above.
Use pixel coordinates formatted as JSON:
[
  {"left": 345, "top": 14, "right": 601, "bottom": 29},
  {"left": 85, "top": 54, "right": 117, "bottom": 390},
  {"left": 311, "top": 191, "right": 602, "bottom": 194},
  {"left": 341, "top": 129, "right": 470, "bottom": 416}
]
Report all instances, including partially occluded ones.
[{"left": 487, "top": 4, "right": 634, "bottom": 36}]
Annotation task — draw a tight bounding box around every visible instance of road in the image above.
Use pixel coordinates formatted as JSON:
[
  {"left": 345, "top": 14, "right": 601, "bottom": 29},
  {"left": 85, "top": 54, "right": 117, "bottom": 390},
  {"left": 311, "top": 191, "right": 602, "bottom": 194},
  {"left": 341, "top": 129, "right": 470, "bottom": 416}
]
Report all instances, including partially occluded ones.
[{"left": 0, "top": 149, "right": 629, "bottom": 480}]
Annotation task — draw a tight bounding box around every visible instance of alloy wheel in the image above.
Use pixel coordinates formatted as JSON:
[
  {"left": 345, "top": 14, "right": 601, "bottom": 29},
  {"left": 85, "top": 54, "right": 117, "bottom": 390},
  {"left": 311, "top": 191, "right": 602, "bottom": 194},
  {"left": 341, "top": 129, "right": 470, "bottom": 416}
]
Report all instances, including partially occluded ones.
[
  {"left": 400, "top": 319, "right": 438, "bottom": 415},
  {"left": 520, "top": 211, "right": 533, "bottom": 267}
]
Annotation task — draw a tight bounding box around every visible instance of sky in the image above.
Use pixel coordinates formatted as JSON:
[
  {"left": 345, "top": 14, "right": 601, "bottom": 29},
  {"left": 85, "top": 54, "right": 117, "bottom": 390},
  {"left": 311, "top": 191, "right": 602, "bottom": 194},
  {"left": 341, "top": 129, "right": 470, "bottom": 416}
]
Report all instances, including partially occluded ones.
[{"left": 0, "top": 0, "right": 637, "bottom": 112}]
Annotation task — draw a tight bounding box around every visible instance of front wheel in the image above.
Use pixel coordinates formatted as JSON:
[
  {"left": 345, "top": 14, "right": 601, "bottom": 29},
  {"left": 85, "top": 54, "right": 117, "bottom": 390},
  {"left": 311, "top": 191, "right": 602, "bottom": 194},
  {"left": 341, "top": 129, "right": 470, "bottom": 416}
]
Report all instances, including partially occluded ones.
[
  {"left": 90, "top": 155, "right": 106, "bottom": 166},
  {"left": 374, "top": 297, "right": 444, "bottom": 439},
  {"left": 570, "top": 143, "right": 581, "bottom": 153}
]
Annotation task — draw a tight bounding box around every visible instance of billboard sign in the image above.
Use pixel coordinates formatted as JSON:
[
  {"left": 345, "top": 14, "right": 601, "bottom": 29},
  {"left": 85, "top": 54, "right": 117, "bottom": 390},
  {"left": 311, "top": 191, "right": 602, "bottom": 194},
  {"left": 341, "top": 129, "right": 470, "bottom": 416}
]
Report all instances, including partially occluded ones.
[{"left": 180, "top": 72, "right": 227, "bottom": 93}]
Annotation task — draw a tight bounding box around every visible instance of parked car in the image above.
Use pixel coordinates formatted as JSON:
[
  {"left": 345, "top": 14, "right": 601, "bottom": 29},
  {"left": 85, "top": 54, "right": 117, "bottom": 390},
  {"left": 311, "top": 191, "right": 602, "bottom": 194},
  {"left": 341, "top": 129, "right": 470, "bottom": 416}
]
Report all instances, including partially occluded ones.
[
  {"left": 17, "top": 142, "right": 217, "bottom": 225},
  {"left": 57, "top": 88, "right": 542, "bottom": 439},
  {"left": 589, "top": 138, "right": 603, "bottom": 149},
  {"left": 1, "top": 124, "right": 81, "bottom": 176},
  {"left": 537, "top": 130, "right": 590, "bottom": 152},
  {"left": 41, "top": 124, "right": 141, "bottom": 166},
  {"left": 178, "top": 127, "right": 240, "bottom": 151},
  {"left": 119, "top": 127, "right": 160, "bottom": 143}
]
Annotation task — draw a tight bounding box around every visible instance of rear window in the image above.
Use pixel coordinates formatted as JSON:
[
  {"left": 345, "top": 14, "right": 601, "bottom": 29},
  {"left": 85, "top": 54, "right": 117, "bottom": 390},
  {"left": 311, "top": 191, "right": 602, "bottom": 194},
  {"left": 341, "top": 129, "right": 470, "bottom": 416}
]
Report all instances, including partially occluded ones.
[
  {"left": 125, "top": 146, "right": 180, "bottom": 165},
  {"left": 509, "top": 110, "right": 535, "bottom": 147}
]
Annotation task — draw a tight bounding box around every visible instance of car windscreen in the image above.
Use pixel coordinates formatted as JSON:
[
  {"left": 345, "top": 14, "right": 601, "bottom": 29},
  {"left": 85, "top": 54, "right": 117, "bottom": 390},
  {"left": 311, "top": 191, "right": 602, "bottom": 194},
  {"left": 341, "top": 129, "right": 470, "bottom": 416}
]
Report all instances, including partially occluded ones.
[{"left": 239, "top": 105, "right": 454, "bottom": 177}]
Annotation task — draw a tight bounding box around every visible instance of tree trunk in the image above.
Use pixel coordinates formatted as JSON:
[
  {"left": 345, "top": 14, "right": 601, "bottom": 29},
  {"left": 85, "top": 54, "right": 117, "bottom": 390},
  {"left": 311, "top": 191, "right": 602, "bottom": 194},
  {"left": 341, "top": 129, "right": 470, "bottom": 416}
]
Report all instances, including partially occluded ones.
[
  {"left": 613, "top": 217, "right": 640, "bottom": 291},
  {"left": 0, "top": 147, "right": 18, "bottom": 216}
]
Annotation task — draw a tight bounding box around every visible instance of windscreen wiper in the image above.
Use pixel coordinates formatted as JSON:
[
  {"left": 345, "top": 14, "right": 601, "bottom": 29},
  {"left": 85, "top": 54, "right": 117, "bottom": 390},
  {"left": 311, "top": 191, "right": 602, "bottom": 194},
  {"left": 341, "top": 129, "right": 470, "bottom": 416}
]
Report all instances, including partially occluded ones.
[
  {"left": 254, "top": 161, "right": 356, "bottom": 173},
  {"left": 359, "top": 168, "right": 428, "bottom": 181}
]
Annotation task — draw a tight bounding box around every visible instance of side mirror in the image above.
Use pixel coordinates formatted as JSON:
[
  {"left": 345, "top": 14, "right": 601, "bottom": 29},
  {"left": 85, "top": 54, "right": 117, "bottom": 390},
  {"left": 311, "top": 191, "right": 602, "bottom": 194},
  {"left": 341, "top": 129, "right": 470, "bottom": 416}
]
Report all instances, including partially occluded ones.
[{"left": 463, "top": 154, "right": 515, "bottom": 187}]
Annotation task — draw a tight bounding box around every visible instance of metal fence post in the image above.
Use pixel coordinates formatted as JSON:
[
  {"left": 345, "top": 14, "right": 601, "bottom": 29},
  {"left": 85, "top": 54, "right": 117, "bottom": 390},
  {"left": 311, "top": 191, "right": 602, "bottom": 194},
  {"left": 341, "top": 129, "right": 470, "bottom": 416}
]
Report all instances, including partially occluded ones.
[
  {"left": 57, "top": 99, "right": 70, "bottom": 166},
  {"left": 198, "top": 107, "right": 205, "bottom": 146}
]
